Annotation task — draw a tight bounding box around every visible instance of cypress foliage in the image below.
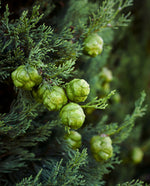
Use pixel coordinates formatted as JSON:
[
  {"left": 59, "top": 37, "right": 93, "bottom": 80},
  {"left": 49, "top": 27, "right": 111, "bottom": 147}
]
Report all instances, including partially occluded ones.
[{"left": 0, "top": 0, "right": 149, "bottom": 185}]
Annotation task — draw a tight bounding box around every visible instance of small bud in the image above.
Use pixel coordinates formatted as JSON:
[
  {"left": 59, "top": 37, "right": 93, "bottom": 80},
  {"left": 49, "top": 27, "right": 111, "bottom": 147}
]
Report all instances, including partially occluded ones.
[
  {"left": 131, "top": 147, "right": 144, "bottom": 164},
  {"left": 90, "top": 135, "right": 113, "bottom": 161},
  {"left": 83, "top": 33, "right": 103, "bottom": 57},
  {"left": 59, "top": 102, "right": 85, "bottom": 130},
  {"left": 66, "top": 79, "right": 90, "bottom": 102},
  {"left": 112, "top": 92, "right": 121, "bottom": 103},
  {"left": 102, "top": 82, "right": 110, "bottom": 94},
  {"left": 11, "top": 65, "right": 42, "bottom": 90},
  {"left": 118, "top": 7, "right": 122, "bottom": 11},
  {"left": 100, "top": 67, "right": 113, "bottom": 83},
  {"left": 107, "top": 23, "right": 112, "bottom": 27}
]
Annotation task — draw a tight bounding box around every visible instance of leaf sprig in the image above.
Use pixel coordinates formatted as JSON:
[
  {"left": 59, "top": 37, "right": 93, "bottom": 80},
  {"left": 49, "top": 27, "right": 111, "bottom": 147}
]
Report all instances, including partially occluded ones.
[
  {"left": 87, "top": 0, "right": 133, "bottom": 33},
  {"left": 81, "top": 90, "right": 116, "bottom": 109}
]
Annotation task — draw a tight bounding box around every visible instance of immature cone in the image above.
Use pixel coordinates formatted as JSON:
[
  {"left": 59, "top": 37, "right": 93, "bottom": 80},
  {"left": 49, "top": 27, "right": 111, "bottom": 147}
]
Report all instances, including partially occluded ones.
[
  {"left": 65, "top": 130, "right": 82, "bottom": 149},
  {"left": 11, "top": 65, "right": 42, "bottom": 90},
  {"left": 102, "top": 82, "right": 110, "bottom": 94},
  {"left": 43, "top": 86, "right": 68, "bottom": 111},
  {"left": 131, "top": 147, "right": 144, "bottom": 164},
  {"left": 32, "top": 83, "right": 48, "bottom": 103},
  {"left": 90, "top": 135, "right": 113, "bottom": 161},
  {"left": 100, "top": 67, "right": 113, "bottom": 83},
  {"left": 83, "top": 33, "right": 103, "bottom": 57},
  {"left": 66, "top": 79, "right": 90, "bottom": 102},
  {"left": 112, "top": 92, "right": 121, "bottom": 104},
  {"left": 59, "top": 102, "right": 85, "bottom": 130}
]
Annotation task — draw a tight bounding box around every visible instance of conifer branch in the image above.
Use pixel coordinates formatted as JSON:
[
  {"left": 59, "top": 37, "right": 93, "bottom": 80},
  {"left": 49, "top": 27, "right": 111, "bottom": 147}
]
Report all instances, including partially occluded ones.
[
  {"left": 0, "top": 0, "right": 147, "bottom": 185},
  {"left": 87, "top": 0, "right": 133, "bottom": 33},
  {"left": 43, "top": 59, "right": 76, "bottom": 85},
  {"left": 117, "top": 179, "right": 146, "bottom": 186},
  {"left": 111, "top": 91, "right": 147, "bottom": 143},
  {"left": 16, "top": 169, "right": 42, "bottom": 186},
  {"left": 39, "top": 149, "right": 87, "bottom": 186},
  {"left": 82, "top": 154, "right": 120, "bottom": 185},
  {"left": 81, "top": 90, "right": 116, "bottom": 109}
]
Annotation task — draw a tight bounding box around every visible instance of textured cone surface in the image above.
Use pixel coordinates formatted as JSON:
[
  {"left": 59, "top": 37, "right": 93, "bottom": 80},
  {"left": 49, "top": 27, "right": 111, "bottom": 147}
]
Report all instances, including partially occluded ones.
[
  {"left": 90, "top": 135, "right": 113, "bottom": 161},
  {"left": 66, "top": 79, "right": 90, "bottom": 102},
  {"left": 43, "top": 86, "right": 68, "bottom": 111},
  {"left": 11, "top": 65, "right": 42, "bottom": 90},
  {"left": 60, "top": 102, "right": 85, "bottom": 129},
  {"left": 65, "top": 130, "right": 82, "bottom": 149},
  {"left": 83, "top": 33, "right": 103, "bottom": 57}
]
